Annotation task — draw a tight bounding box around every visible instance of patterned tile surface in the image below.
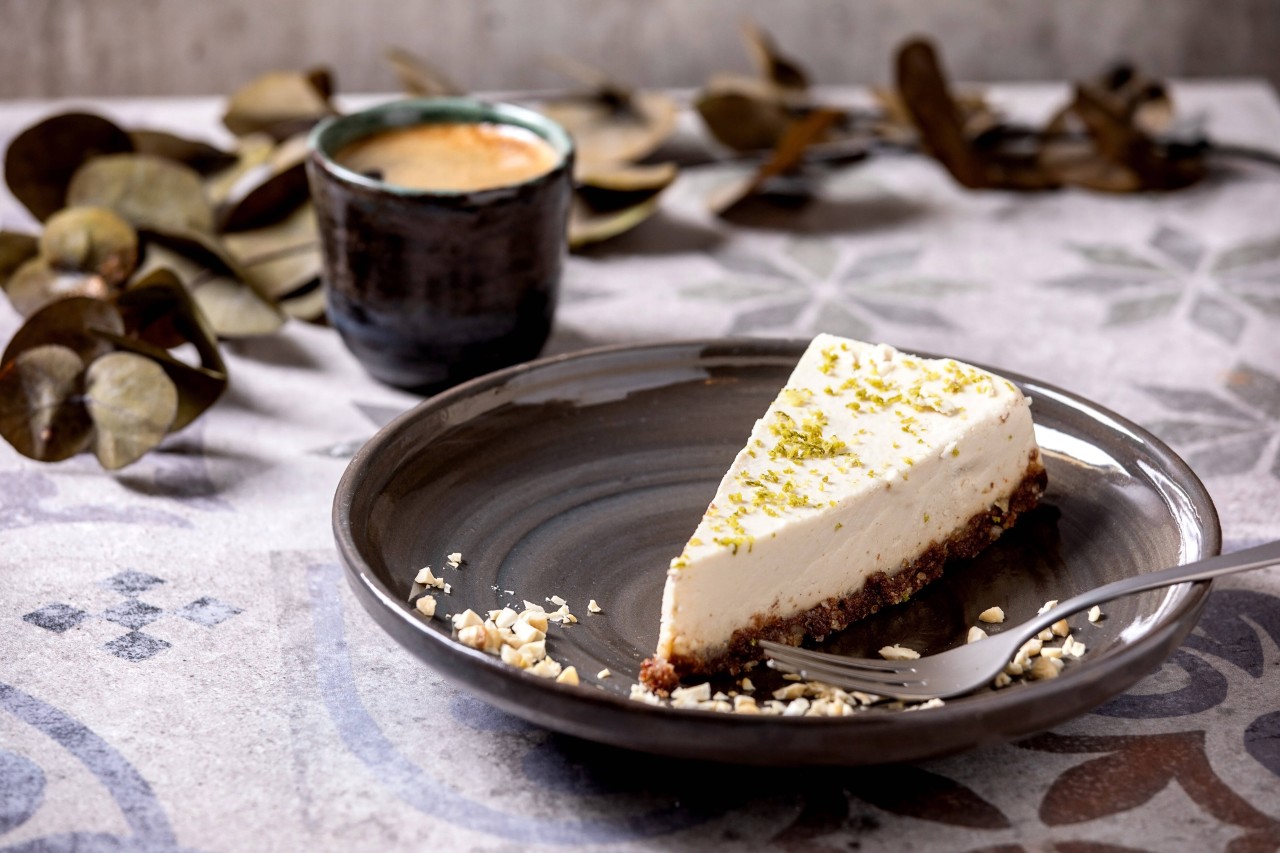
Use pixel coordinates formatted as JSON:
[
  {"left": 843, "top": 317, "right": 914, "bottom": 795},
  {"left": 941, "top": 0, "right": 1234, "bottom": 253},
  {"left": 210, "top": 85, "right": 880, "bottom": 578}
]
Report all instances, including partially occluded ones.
[{"left": 0, "top": 84, "right": 1278, "bottom": 851}]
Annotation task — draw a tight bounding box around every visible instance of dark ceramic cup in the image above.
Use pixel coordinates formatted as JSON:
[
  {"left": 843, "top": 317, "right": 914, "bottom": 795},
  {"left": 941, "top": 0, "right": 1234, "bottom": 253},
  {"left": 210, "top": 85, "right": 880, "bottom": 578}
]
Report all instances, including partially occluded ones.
[{"left": 307, "top": 98, "right": 574, "bottom": 392}]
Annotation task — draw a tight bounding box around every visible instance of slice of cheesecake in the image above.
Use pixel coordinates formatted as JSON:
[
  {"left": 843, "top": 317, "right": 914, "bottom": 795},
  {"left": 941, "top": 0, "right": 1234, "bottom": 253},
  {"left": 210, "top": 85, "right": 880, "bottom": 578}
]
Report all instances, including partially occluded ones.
[{"left": 641, "top": 334, "right": 1047, "bottom": 692}]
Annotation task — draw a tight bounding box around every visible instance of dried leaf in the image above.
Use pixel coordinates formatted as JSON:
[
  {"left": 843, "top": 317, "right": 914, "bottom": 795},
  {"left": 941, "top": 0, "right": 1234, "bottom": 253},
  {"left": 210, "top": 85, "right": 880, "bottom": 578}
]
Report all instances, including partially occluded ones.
[
  {"left": 40, "top": 206, "right": 138, "bottom": 286},
  {"left": 222, "top": 69, "right": 335, "bottom": 142},
  {"left": 278, "top": 280, "right": 328, "bottom": 322},
  {"left": 0, "top": 344, "right": 93, "bottom": 462},
  {"left": 576, "top": 162, "right": 677, "bottom": 210},
  {"left": 709, "top": 108, "right": 842, "bottom": 215},
  {"left": 112, "top": 268, "right": 227, "bottom": 430},
  {"left": 222, "top": 203, "right": 321, "bottom": 299},
  {"left": 67, "top": 153, "right": 215, "bottom": 235},
  {"left": 895, "top": 41, "right": 991, "bottom": 188},
  {"left": 384, "top": 46, "right": 464, "bottom": 96},
  {"left": 84, "top": 351, "right": 178, "bottom": 470},
  {"left": 539, "top": 69, "right": 679, "bottom": 171},
  {"left": 872, "top": 86, "right": 997, "bottom": 145},
  {"left": 1060, "top": 83, "right": 1205, "bottom": 191},
  {"left": 569, "top": 195, "right": 662, "bottom": 249},
  {"left": 4, "top": 258, "right": 111, "bottom": 317},
  {"left": 3, "top": 296, "right": 125, "bottom": 366},
  {"left": 896, "top": 39, "right": 1058, "bottom": 191},
  {"left": 695, "top": 75, "right": 796, "bottom": 152},
  {"left": 216, "top": 133, "right": 310, "bottom": 232},
  {"left": 3, "top": 112, "right": 133, "bottom": 221},
  {"left": 741, "top": 19, "right": 809, "bottom": 92},
  {"left": 129, "top": 129, "right": 237, "bottom": 175}
]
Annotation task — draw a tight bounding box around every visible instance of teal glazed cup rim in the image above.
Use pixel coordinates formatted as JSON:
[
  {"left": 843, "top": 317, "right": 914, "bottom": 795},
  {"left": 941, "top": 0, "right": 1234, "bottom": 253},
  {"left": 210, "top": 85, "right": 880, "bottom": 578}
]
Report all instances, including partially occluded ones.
[{"left": 308, "top": 97, "right": 575, "bottom": 197}]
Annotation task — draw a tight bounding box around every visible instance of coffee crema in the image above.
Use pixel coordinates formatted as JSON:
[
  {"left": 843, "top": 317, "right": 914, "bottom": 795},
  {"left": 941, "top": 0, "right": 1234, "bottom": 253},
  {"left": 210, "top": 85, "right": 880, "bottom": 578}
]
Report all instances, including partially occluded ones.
[{"left": 335, "top": 122, "right": 560, "bottom": 192}]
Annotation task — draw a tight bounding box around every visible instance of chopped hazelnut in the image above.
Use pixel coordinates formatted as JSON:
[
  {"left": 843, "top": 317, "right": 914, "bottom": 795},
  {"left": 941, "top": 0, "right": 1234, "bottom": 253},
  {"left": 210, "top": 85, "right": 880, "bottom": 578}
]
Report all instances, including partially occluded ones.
[
  {"left": 493, "top": 607, "right": 518, "bottom": 630},
  {"left": 457, "top": 624, "right": 487, "bottom": 649},
  {"left": 773, "top": 683, "right": 807, "bottom": 701},
  {"left": 879, "top": 644, "right": 920, "bottom": 661},
  {"left": 671, "top": 683, "right": 712, "bottom": 703},
  {"left": 967, "top": 626, "right": 987, "bottom": 643},
  {"left": 414, "top": 595, "right": 437, "bottom": 618},
  {"left": 528, "top": 658, "right": 562, "bottom": 679},
  {"left": 587, "top": 599, "right": 602, "bottom": 614},
  {"left": 451, "top": 609, "right": 483, "bottom": 630},
  {"left": 979, "top": 606, "right": 1005, "bottom": 624},
  {"left": 512, "top": 620, "right": 545, "bottom": 645},
  {"left": 1051, "top": 618, "right": 1070, "bottom": 637},
  {"left": 555, "top": 666, "right": 579, "bottom": 686},
  {"left": 597, "top": 668, "right": 612, "bottom": 679},
  {"left": 1029, "top": 656, "right": 1064, "bottom": 680},
  {"left": 1088, "top": 605, "right": 1102, "bottom": 623}
]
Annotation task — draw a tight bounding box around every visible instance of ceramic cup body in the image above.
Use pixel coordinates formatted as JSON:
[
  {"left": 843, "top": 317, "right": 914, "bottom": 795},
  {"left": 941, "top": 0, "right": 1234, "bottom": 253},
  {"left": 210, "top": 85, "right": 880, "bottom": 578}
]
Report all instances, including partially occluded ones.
[{"left": 307, "top": 98, "right": 574, "bottom": 392}]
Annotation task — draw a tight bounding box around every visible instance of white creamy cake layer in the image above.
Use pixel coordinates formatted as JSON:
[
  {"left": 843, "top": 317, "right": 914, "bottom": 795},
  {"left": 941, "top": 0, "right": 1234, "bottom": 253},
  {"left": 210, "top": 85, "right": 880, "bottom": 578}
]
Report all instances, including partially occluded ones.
[{"left": 654, "top": 334, "right": 1042, "bottom": 670}]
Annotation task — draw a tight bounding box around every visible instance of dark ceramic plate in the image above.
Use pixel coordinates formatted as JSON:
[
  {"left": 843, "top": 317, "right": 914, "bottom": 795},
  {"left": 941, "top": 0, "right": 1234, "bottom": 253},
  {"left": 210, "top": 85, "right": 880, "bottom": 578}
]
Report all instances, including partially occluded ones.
[{"left": 334, "top": 339, "right": 1220, "bottom": 765}]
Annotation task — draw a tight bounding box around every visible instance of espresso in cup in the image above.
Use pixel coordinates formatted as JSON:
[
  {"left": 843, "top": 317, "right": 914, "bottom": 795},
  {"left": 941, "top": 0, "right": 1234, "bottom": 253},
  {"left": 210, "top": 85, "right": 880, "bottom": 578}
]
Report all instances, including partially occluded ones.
[
  {"left": 307, "top": 99, "right": 574, "bottom": 393},
  {"left": 335, "top": 122, "right": 560, "bottom": 192}
]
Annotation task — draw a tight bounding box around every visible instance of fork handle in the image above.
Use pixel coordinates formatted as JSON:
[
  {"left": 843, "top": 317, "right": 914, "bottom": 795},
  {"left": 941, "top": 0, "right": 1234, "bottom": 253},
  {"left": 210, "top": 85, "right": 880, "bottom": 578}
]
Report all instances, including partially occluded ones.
[{"left": 1027, "top": 540, "right": 1280, "bottom": 636}]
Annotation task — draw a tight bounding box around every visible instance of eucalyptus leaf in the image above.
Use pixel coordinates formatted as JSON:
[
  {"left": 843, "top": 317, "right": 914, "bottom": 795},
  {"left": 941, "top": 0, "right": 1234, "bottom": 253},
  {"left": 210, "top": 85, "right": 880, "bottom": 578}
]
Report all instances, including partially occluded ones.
[
  {"left": 84, "top": 351, "right": 178, "bottom": 470},
  {"left": 384, "top": 46, "right": 464, "bottom": 96},
  {"left": 205, "top": 134, "right": 276, "bottom": 208},
  {"left": 216, "top": 133, "right": 310, "bottom": 232},
  {"left": 4, "top": 258, "right": 111, "bottom": 317},
  {"left": 278, "top": 281, "right": 328, "bottom": 322},
  {"left": 576, "top": 162, "right": 677, "bottom": 211},
  {"left": 4, "top": 112, "right": 133, "bottom": 221},
  {"left": 129, "top": 129, "right": 237, "bottom": 175},
  {"left": 0, "top": 344, "right": 93, "bottom": 462},
  {"left": 67, "top": 153, "right": 215, "bottom": 235},
  {"left": 40, "top": 206, "right": 138, "bottom": 286},
  {"left": 223, "top": 204, "right": 321, "bottom": 298},
  {"left": 539, "top": 87, "right": 679, "bottom": 171},
  {"left": 141, "top": 227, "right": 241, "bottom": 277},
  {"left": 708, "top": 108, "right": 842, "bottom": 215},
  {"left": 189, "top": 275, "right": 287, "bottom": 338},
  {"left": 222, "top": 69, "right": 335, "bottom": 141},
  {"left": 3, "top": 296, "right": 125, "bottom": 365},
  {"left": 0, "top": 231, "right": 39, "bottom": 285},
  {"left": 741, "top": 19, "right": 809, "bottom": 92},
  {"left": 569, "top": 195, "right": 661, "bottom": 249},
  {"left": 133, "top": 242, "right": 282, "bottom": 339},
  {"left": 114, "top": 268, "right": 227, "bottom": 429}
]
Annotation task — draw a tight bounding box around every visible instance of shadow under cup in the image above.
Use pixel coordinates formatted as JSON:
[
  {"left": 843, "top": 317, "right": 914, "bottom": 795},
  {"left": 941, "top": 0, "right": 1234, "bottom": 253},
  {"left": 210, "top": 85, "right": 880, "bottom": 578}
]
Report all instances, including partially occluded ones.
[{"left": 307, "top": 99, "right": 574, "bottom": 393}]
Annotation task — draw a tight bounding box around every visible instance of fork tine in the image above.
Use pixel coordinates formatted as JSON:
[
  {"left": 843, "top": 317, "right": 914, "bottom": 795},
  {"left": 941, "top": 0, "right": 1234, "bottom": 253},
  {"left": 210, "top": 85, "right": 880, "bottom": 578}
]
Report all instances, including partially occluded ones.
[
  {"left": 758, "top": 640, "right": 913, "bottom": 673},
  {"left": 766, "top": 655, "right": 925, "bottom": 688}
]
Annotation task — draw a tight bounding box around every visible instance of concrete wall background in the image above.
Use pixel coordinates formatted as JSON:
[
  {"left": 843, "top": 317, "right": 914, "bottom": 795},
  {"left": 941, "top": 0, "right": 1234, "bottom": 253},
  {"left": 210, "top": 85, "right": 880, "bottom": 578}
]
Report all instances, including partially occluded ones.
[{"left": 1, "top": 0, "right": 1277, "bottom": 98}]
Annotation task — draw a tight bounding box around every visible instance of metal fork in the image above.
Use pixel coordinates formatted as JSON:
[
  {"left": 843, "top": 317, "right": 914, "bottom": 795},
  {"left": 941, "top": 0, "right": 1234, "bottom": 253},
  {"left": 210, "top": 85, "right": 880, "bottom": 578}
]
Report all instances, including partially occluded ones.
[{"left": 761, "top": 540, "right": 1280, "bottom": 701}]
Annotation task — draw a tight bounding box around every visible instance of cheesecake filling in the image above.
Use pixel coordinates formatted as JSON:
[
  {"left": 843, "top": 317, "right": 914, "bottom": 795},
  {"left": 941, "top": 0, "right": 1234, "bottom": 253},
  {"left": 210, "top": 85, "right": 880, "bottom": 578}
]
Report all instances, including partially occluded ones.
[{"left": 645, "top": 335, "right": 1046, "bottom": 690}]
